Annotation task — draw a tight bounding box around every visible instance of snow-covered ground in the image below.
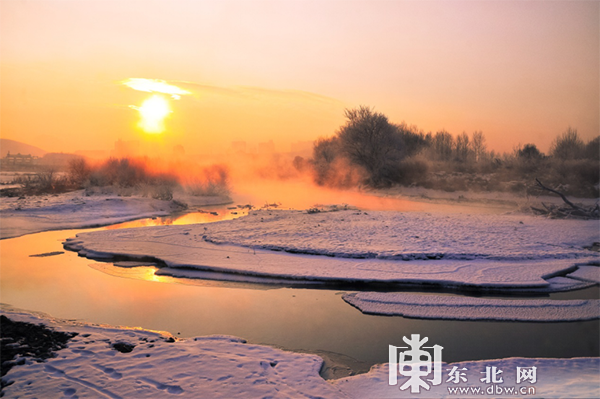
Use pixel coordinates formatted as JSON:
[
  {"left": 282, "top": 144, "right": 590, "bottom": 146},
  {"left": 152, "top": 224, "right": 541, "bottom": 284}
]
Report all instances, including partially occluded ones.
[
  {"left": 2, "top": 306, "right": 598, "bottom": 398},
  {"left": 64, "top": 209, "right": 599, "bottom": 292},
  {"left": 343, "top": 292, "right": 600, "bottom": 321},
  {"left": 0, "top": 190, "right": 230, "bottom": 239},
  {"left": 178, "top": 209, "right": 599, "bottom": 261},
  {"left": 331, "top": 357, "right": 600, "bottom": 399}
]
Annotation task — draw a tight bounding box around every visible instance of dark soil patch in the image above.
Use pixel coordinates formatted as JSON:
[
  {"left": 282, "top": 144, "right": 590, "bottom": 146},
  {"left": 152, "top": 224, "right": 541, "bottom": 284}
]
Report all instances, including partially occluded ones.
[
  {"left": 111, "top": 342, "right": 135, "bottom": 353},
  {"left": 1, "top": 315, "right": 77, "bottom": 393}
]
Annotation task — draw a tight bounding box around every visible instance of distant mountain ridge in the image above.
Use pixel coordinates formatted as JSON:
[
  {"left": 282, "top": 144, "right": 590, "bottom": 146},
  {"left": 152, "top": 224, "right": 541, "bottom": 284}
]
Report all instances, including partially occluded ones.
[{"left": 1, "top": 139, "right": 47, "bottom": 158}]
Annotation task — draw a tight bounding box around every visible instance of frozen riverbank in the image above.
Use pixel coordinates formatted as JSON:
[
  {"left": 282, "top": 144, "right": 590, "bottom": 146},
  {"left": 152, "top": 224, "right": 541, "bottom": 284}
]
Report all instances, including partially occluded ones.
[
  {"left": 64, "top": 209, "right": 599, "bottom": 293},
  {"left": 0, "top": 190, "right": 230, "bottom": 239},
  {"left": 2, "top": 306, "right": 598, "bottom": 398}
]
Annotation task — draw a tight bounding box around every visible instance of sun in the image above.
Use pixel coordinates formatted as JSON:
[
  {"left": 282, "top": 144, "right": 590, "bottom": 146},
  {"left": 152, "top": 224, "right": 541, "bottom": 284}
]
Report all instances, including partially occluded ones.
[{"left": 134, "top": 94, "right": 171, "bottom": 134}]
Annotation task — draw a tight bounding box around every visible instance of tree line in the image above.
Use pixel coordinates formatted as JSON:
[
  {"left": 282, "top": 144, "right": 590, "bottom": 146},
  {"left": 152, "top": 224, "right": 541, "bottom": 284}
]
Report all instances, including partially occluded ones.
[{"left": 309, "top": 106, "right": 599, "bottom": 196}]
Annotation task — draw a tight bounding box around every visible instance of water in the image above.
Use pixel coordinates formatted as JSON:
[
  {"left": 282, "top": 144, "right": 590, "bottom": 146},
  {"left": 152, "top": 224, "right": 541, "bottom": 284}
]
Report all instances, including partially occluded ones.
[{"left": 1, "top": 203, "right": 598, "bottom": 377}]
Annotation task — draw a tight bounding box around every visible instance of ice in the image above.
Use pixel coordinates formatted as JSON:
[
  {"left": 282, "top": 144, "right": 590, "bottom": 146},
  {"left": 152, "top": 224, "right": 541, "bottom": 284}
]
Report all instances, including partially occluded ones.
[
  {"left": 63, "top": 209, "right": 599, "bottom": 292},
  {"left": 343, "top": 292, "right": 600, "bottom": 321},
  {"left": 2, "top": 306, "right": 598, "bottom": 398},
  {"left": 566, "top": 265, "right": 600, "bottom": 283}
]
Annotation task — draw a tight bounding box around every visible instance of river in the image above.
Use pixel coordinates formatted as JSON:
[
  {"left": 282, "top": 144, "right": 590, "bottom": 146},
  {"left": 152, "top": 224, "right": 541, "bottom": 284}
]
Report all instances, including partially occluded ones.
[{"left": 1, "top": 199, "right": 598, "bottom": 378}]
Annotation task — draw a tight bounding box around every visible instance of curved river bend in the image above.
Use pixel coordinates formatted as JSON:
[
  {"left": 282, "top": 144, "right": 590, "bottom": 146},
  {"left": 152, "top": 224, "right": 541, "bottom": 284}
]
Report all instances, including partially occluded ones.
[{"left": 1, "top": 203, "right": 598, "bottom": 377}]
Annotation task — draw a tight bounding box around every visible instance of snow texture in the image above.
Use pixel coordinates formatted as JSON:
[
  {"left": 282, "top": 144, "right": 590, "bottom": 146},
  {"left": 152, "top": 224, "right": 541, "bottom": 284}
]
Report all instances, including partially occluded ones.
[
  {"left": 343, "top": 292, "right": 600, "bottom": 321},
  {"left": 567, "top": 265, "right": 600, "bottom": 283},
  {"left": 184, "top": 209, "right": 599, "bottom": 261},
  {"left": 64, "top": 209, "right": 599, "bottom": 292},
  {"left": 331, "top": 357, "right": 600, "bottom": 398},
  {"left": 2, "top": 306, "right": 598, "bottom": 398},
  {"left": 1, "top": 306, "right": 348, "bottom": 399},
  {"left": 0, "top": 190, "right": 229, "bottom": 239}
]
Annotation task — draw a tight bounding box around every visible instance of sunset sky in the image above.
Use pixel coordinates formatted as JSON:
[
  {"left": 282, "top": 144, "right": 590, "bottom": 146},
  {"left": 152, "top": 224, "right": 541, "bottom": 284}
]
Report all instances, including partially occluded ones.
[{"left": 1, "top": 0, "right": 598, "bottom": 155}]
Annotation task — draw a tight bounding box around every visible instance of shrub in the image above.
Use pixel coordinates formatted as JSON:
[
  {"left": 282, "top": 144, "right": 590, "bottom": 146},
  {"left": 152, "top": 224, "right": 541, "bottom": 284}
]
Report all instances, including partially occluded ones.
[
  {"left": 551, "top": 127, "right": 584, "bottom": 160},
  {"left": 517, "top": 144, "right": 543, "bottom": 160},
  {"left": 583, "top": 136, "right": 599, "bottom": 161},
  {"left": 67, "top": 158, "right": 91, "bottom": 187}
]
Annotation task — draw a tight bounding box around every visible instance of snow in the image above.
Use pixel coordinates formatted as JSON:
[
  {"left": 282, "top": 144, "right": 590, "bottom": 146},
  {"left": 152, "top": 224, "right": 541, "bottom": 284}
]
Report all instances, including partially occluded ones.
[
  {"left": 331, "top": 357, "right": 600, "bottom": 398},
  {"left": 2, "top": 306, "right": 598, "bottom": 399},
  {"left": 0, "top": 190, "right": 230, "bottom": 239},
  {"left": 1, "top": 306, "right": 348, "bottom": 399},
  {"left": 567, "top": 265, "right": 600, "bottom": 283},
  {"left": 343, "top": 292, "right": 600, "bottom": 321},
  {"left": 63, "top": 209, "right": 599, "bottom": 292},
  {"left": 188, "top": 209, "right": 599, "bottom": 261}
]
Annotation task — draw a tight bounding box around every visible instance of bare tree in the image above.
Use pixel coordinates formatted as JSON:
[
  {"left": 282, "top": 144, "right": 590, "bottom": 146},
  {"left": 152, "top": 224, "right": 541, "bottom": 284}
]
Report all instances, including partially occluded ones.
[
  {"left": 433, "top": 130, "right": 453, "bottom": 161},
  {"left": 337, "top": 106, "right": 404, "bottom": 186},
  {"left": 67, "top": 158, "right": 91, "bottom": 186},
  {"left": 470, "top": 131, "right": 486, "bottom": 162},
  {"left": 454, "top": 132, "right": 470, "bottom": 162}
]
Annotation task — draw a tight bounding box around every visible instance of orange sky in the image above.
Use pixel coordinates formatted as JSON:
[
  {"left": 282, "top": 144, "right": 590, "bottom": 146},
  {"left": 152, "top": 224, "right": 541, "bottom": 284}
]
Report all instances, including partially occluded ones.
[{"left": 1, "top": 0, "right": 598, "bottom": 155}]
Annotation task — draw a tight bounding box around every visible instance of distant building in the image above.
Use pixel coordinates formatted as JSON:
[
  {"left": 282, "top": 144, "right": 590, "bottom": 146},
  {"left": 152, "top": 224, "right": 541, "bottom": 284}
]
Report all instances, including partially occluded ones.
[{"left": 0, "top": 151, "right": 39, "bottom": 166}]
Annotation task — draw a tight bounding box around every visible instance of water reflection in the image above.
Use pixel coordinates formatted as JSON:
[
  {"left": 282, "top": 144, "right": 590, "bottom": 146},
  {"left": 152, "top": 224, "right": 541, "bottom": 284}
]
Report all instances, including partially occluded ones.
[
  {"left": 1, "top": 228, "right": 598, "bottom": 371},
  {"left": 105, "top": 206, "right": 250, "bottom": 230}
]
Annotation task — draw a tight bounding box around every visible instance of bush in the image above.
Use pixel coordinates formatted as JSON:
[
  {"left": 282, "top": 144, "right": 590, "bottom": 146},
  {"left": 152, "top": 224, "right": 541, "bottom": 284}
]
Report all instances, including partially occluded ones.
[
  {"left": 13, "top": 168, "right": 71, "bottom": 195},
  {"left": 583, "top": 136, "right": 599, "bottom": 160},
  {"left": 67, "top": 158, "right": 91, "bottom": 187},
  {"left": 517, "top": 144, "right": 543, "bottom": 160},
  {"left": 151, "top": 184, "right": 174, "bottom": 201},
  {"left": 311, "top": 136, "right": 342, "bottom": 186},
  {"left": 185, "top": 164, "right": 230, "bottom": 197},
  {"left": 387, "top": 157, "right": 429, "bottom": 185},
  {"left": 551, "top": 127, "right": 584, "bottom": 160}
]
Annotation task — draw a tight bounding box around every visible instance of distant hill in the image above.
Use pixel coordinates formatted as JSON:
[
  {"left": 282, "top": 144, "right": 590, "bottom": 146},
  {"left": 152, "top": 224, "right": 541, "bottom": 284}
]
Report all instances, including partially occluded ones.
[{"left": 1, "top": 139, "right": 47, "bottom": 158}]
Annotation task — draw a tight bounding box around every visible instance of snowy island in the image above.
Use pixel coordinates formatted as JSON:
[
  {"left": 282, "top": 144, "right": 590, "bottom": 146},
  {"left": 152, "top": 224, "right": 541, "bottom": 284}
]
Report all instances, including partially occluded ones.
[{"left": 63, "top": 209, "right": 600, "bottom": 293}]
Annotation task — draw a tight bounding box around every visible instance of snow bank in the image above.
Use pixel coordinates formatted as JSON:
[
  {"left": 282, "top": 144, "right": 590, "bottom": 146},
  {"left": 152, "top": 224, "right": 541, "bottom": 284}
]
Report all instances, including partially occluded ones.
[
  {"left": 2, "top": 306, "right": 598, "bottom": 398},
  {"left": 343, "top": 292, "right": 600, "bottom": 321},
  {"left": 1, "top": 306, "right": 348, "bottom": 399},
  {"left": 63, "top": 209, "right": 598, "bottom": 292},
  {"left": 0, "top": 190, "right": 229, "bottom": 239}
]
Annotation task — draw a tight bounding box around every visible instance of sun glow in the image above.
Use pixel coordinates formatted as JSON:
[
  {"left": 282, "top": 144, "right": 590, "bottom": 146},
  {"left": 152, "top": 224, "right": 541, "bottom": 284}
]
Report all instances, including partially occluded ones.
[
  {"left": 131, "top": 94, "right": 171, "bottom": 134},
  {"left": 122, "top": 78, "right": 192, "bottom": 134}
]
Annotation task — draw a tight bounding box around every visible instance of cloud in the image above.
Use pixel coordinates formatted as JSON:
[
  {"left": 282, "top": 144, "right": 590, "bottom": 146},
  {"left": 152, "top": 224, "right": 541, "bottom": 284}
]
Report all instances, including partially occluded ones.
[{"left": 121, "top": 78, "right": 191, "bottom": 100}]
